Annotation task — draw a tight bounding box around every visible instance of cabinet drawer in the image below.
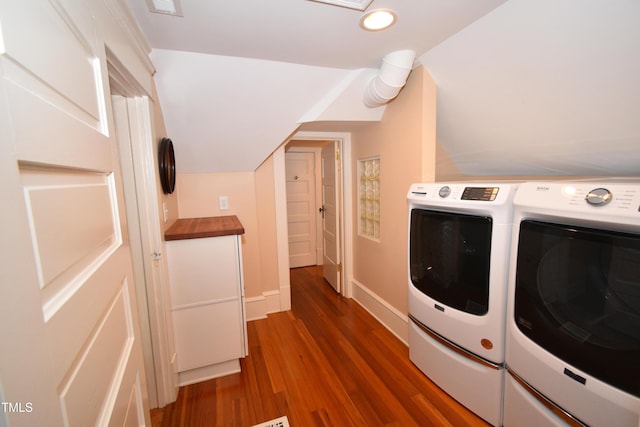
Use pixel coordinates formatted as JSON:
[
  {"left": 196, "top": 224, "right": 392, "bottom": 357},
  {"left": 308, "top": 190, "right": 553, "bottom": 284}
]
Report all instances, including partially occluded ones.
[
  {"left": 172, "top": 300, "right": 244, "bottom": 372},
  {"left": 166, "top": 235, "right": 240, "bottom": 307}
]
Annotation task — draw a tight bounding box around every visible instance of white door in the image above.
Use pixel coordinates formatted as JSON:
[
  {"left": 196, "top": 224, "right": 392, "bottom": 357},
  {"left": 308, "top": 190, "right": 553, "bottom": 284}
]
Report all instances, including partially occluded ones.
[
  {"left": 321, "top": 142, "right": 341, "bottom": 293},
  {"left": 0, "top": 3, "right": 150, "bottom": 426},
  {"left": 285, "top": 152, "right": 317, "bottom": 268}
]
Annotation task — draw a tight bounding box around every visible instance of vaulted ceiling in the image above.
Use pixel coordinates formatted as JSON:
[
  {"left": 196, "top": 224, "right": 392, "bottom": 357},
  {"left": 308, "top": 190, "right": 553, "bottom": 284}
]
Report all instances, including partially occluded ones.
[{"left": 127, "top": 0, "right": 640, "bottom": 176}]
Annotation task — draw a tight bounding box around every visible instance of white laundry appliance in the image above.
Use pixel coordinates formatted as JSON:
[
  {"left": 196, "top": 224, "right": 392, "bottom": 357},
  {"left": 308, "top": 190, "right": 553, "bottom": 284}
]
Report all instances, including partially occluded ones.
[
  {"left": 504, "top": 180, "right": 640, "bottom": 426},
  {"left": 407, "top": 182, "right": 519, "bottom": 426}
]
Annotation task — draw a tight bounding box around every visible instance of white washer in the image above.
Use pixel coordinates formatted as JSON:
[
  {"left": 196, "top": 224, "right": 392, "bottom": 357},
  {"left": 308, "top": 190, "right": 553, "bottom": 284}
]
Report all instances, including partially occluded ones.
[
  {"left": 408, "top": 182, "right": 519, "bottom": 426},
  {"left": 505, "top": 180, "right": 640, "bottom": 426}
]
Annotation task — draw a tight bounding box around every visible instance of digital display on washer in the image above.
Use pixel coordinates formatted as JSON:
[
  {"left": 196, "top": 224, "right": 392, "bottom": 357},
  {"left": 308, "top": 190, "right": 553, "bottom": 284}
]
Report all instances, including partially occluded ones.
[{"left": 461, "top": 187, "right": 499, "bottom": 201}]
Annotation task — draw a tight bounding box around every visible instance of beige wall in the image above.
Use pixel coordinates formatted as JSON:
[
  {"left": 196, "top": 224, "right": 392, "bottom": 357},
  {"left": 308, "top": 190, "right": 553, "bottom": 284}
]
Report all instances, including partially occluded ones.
[
  {"left": 150, "top": 82, "right": 179, "bottom": 230},
  {"left": 254, "top": 156, "right": 280, "bottom": 293},
  {"left": 174, "top": 162, "right": 279, "bottom": 300},
  {"left": 350, "top": 66, "right": 437, "bottom": 314}
]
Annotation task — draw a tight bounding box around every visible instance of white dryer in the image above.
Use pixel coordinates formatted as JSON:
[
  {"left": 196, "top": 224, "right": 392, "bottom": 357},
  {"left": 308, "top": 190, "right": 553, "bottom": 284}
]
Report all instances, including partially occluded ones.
[{"left": 504, "top": 180, "right": 640, "bottom": 426}]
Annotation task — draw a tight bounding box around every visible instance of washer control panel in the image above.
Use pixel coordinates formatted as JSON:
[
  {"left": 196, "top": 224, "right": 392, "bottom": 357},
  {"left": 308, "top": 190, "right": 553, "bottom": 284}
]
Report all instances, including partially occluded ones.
[{"left": 409, "top": 183, "right": 508, "bottom": 202}]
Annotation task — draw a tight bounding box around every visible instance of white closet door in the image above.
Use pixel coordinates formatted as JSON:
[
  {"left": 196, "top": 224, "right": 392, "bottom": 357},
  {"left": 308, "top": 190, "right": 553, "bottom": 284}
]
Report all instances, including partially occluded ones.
[{"left": 286, "top": 152, "right": 317, "bottom": 268}]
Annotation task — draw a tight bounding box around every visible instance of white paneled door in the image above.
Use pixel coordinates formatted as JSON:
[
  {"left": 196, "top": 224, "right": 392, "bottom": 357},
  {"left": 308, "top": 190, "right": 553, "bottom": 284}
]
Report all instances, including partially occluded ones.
[
  {"left": 285, "top": 152, "right": 318, "bottom": 268},
  {"left": 321, "top": 142, "right": 341, "bottom": 293},
  {"left": 0, "top": 2, "right": 150, "bottom": 426}
]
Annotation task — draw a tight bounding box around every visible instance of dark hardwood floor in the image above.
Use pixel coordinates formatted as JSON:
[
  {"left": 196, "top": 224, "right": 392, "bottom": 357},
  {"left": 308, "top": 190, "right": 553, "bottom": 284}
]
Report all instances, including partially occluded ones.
[{"left": 152, "top": 266, "right": 489, "bottom": 426}]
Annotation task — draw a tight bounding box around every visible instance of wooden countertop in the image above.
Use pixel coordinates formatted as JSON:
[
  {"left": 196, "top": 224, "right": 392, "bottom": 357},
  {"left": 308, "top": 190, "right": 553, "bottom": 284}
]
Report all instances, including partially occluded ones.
[{"left": 164, "top": 215, "right": 245, "bottom": 241}]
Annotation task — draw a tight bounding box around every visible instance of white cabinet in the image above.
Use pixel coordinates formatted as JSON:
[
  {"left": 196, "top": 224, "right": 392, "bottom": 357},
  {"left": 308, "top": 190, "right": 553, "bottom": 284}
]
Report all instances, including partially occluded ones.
[{"left": 165, "top": 219, "right": 247, "bottom": 386}]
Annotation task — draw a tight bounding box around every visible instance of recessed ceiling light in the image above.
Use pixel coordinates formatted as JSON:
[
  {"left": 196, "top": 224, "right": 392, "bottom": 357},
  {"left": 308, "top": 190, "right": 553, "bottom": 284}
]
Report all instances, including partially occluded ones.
[{"left": 360, "top": 9, "right": 397, "bottom": 31}]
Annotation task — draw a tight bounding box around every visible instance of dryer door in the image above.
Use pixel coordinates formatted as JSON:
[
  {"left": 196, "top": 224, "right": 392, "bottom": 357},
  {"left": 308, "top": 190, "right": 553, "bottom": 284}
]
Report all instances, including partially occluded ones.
[{"left": 514, "top": 219, "right": 640, "bottom": 398}]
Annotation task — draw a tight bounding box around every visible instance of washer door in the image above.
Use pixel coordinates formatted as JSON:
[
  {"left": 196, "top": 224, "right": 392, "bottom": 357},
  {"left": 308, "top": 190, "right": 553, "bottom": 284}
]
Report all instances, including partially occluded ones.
[{"left": 409, "top": 208, "right": 492, "bottom": 315}]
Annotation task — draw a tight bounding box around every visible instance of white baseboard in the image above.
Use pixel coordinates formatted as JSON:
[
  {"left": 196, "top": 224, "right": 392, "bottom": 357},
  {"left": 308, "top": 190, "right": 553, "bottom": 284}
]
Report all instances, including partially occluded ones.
[
  {"left": 278, "top": 285, "right": 291, "bottom": 311},
  {"left": 265, "top": 290, "right": 282, "bottom": 313},
  {"left": 245, "top": 290, "right": 286, "bottom": 321},
  {"left": 178, "top": 359, "right": 240, "bottom": 386},
  {"left": 245, "top": 295, "right": 267, "bottom": 321},
  {"left": 351, "top": 278, "right": 409, "bottom": 345}
]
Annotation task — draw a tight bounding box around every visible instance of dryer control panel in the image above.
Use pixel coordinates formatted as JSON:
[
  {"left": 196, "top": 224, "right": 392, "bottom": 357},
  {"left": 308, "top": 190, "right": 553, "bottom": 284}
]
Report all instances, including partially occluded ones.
[
  {"left": 585, "top": 188, "right": 612, "bottom": 206},
  {"left": 514, "top": 181, "right": 640, "bottom": 220}
]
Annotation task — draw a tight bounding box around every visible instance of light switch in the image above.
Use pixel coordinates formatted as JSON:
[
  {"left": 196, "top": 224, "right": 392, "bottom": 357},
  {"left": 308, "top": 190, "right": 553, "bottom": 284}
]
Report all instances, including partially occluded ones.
[{"left": 219, "top": 195, "right": 229, "bottom": 210}]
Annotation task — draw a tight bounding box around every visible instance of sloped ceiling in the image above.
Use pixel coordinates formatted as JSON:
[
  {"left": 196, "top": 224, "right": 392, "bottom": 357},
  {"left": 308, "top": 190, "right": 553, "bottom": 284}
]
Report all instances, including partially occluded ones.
[
  {"left": 150, "top": 49, "right": 350, "bottom": 173},
  {"left": 419, "top": 0, "right": 640, "bottom": 176},
  {"left": 129, "top": 0, "right": 640, "bottom": 176}
]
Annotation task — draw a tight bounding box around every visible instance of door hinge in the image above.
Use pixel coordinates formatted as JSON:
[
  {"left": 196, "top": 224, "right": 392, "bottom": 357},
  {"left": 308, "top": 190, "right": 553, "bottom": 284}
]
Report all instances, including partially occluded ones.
[
  {"left": 337, "top": 263, "right": 342, "bottom": 273},
  {"left": 335, "top": 150, "right": 340, "bottom": 160}
]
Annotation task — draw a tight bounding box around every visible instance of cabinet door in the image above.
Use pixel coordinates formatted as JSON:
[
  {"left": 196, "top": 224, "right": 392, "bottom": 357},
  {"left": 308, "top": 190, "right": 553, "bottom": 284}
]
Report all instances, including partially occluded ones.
[
  {"left": 166, "top": 235, "right": 241, "bottom": 307},
  {"left": 172, "top": 301, "right": 244, "bottom": 372}
]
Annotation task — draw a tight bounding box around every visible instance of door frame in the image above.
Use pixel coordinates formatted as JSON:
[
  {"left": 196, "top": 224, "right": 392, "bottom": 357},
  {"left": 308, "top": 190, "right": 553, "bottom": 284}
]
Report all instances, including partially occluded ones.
[
  {"left": 109, "top": 56, "right": 178, "bottom": 408},
  {"left": 275, "top": 131, "right": 353, "bottom": 301}
]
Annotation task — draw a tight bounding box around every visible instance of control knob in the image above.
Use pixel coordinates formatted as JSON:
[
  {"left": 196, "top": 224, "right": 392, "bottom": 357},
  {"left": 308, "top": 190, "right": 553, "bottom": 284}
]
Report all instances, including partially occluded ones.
[
  {"left": 585, "top": 188, "right": 612, "bottom": 206},
  {"left": 438, "top": 186, "right": 451, "bottom": 198}
]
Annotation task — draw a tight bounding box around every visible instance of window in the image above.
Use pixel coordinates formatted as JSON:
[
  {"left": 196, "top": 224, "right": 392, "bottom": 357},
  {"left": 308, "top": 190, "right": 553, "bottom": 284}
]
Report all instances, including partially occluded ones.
[{"left": 359, "top": 156, "right": 380, "bottom": 240}]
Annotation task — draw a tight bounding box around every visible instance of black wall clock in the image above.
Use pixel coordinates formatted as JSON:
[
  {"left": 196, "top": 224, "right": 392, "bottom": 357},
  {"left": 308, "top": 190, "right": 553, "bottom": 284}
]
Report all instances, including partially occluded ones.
[{"left": 158, "top": 137, "right": 176, "bottom": 194}]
